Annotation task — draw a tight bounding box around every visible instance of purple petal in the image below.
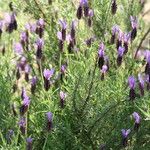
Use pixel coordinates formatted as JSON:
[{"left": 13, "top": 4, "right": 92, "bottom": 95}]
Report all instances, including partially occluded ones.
[
  {"left": 118, "top": 46, "right": 125, "bottom": 56},
  {"left": 133, "top": 112, "right": 140, "bottom": 124},
  {"left": 128, "top": 76, "right": 136, "bottom": 89},
  {"left": 46, "top": 112, "right": 53, "bottom": 122},
  {"left": 14, "top": 43, "right": 23, "bottom": 54},
  {"left": 57, "top": 31, "right": 62, "bottom": 40}
]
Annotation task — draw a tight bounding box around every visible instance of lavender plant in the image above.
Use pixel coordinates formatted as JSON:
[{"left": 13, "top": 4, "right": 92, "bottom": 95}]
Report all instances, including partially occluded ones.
[{"left": 0, "top": 0, "right": 150, "bottom": 150}]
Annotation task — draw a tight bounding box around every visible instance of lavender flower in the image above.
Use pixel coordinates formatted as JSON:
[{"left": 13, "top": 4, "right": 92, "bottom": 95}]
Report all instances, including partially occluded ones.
[
  {"left": 57, "top": 31, "right": 64, "bottom": 52},
  {"left": 121, "top": 129, "right": 131, "bottom": 147},
  {"left": 25, "top": 64, "right": 31, "bottom": 82},
  {"left": 0, "top": 20, "right": 3, "bottom": 38},
  {"left": 60, "top": 91, "right": 67, "bottom": 108},
  {"left": 145, "top": 74, "right": 150, "bottom": 90},
  {"left": 101, "top": 65, "right": 108, "bottom": 80},
  {"left": 36, "top": 18, "right": 45, "bottom": 38},
  {"left": 14, "top": 43, "right": 23, "bottom": 55},
  {"left": 16, "top": 66, "right": 21, "bottom": 80},
  {"left": 145, "top": 50, "right": 150, "bottom": 77},
  {"left": 20, "top": 31, "right": 29, "bottom": 50},
  {"left": 18, "top": 117, "right": 26, "bottom": 135},
  {"left": 123, "top": 33, "right": 130, "bottom": 54},
  {"left": 70, "top": 20, "right": 76, "bottom": 41},
  {"left": 26, "top": 138, "right": 33, "bottom": 150},
  {"left": 76, "top": 1, "right": 83, "bottom": 19},
  {"left": 35, "top": 38, "right": 44, "bottom": 59},
  {"left": 5, "top": 12, "right": 17, "bottom": 33},
  {"left": 46, "top": 112, "right": 53, "bottom": 131},
  {"left": 20, "top": 91, "right": 30, "bottom": 116},
  {"left": 6, "top": 129, "right": 14, "bottom": 144},
  {"left": 128, "top": 76, "right": 136, "bottom": 100},
  {"left": 59, "top": 20, "right": 67, "bottom": 41},
  {"left": 130, "top": 16, "right": 138, "bottom": 41},
  {"left": 31, "top": 76, "right": 37, "bottom": 94},
  {"left": 67, "top": 35, "right": 74, "bottom": 53},
  {"left": 111, "top": 25, "right": 119, "bottom": 44},
  {"left": 43, "top": 69, "right": 54, "bottom": 91},
  {"left": 18, "top": 57, "right": 27, "bottom": 71},
  {"left": 111, "top": 0, "right": 117, "bottom": 15},
  {"left": 116, "top": 30, "right": 123, "bottom": 50},
  {"left": 88, "top": 9, "right": 94, "bottom": 27},
  {"left": 133, "top": 112, "right": 141, "bottom": 131},
  {"left": 117, "top": 46, "right": 125, "bottom": 66},
  {"left": 98, "top": 43, "right": 105, "bottom": 69},
  {"left": 138, "top": 74, "right": 144, "bottom": 96},
  {"left": 82, "top": 0, "right": 89, "bottom": 17}
]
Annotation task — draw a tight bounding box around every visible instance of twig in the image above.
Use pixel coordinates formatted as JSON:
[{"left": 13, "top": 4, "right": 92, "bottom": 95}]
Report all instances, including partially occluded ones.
[
  {"left": 134, "top": 27, "right": 150, "bottom": 59},
  {"left": 142, "top": 9, "right": 150, "bottom": 17},
  {"left": 88, "top": 100, "right": 126, "bottom": 134},
  {"left": 33, "top": 0, "right": 50, "bottom": 26}
]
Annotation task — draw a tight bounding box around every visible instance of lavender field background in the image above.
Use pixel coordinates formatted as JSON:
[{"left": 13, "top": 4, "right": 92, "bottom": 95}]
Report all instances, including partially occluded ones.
[{"left": 0, "top": 0, "right": 150, "bottom": 150}]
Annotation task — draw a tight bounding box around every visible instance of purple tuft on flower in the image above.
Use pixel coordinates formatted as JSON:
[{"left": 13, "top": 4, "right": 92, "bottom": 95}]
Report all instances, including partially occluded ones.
[
  {"left": 117, "top": 46, "right": 125, "bottom": 66},
  {"left": 101, "top": 65, "right": 108, "bottom": 80},
  {"left": 133, "top": 112, "right": 141, "bottom": 131},
  {"left": 43, "top": 69, "right": 54, "bottom": 91},
  {"left": 35, "top": 38, "right": 44, "bottom": 59},
  {"left": 111, "top": 0, "right": 117, "bottom": 15},
  {"left": 46, "top": 112, "right": 53, "bottom": 131},
  {"left": 20, "top": 89, "right": 30, "bottom": 116},
  {"left": 25, "top": 64, "right": 31, "bottom": 82},
  {"left": 31, "top": 76, "right": 37, "bottom": 94},
  {"left": 59, "top": 20, "right": 67, "bottom": 41},
  {"left": 36, "top": 18, "right": 45, "bottom": 38},
  {"left": 14, "top": 42, "right": 23, "bottom": 55},
  {"left": 98, "top": 43, "right": 105, "bottom": 69},
  {"left": 26, "top": 137, "right": 33, "bottom": 150},
  {"left": 130, "top": 16, "right": 138, "bottom": 41},
  {"left": 128, "top": 76, "right": 136, "bottom": 100},
  {"left": 121, "top": 129, "right": 131, "bottom": 147},
  {"left": 60, "top": 91, "right": 67, "bottom": 108},
  {"left": 18, "top": 117, "right": 26, "bottom": 135},
  {"left": 138, "top": 74, "right": 144, "bottom": 96}
]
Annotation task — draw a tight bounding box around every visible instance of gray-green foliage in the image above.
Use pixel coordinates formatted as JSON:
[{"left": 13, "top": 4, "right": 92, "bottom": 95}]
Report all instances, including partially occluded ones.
[{"left": 0, "top": 0, "right": 150, "bottom": 149}]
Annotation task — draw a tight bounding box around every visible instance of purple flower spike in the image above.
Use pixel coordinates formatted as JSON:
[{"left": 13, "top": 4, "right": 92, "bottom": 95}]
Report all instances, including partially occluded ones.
[
  {"left": 60, "top": 91, "right": 67, "bottom": 108},
  {"left": 36, "top": 18, "right": 45, "bottom": 38},
  {"left": 0, "top": 20, "right": 3, "bottom": 38},
  {"left": 26, "top": 138, "right": 33, "bottom": 150},
  {"left": 123, "top": 33, "right": 130, "bottom": 54},
  {"left": 133, "top": 112, "right": 141, "bottom": 131},
  {"left": 59, "top": 20, "right": 67, "bottom": 41},
  {"left": 101, "top": 65, "right": 108, "bottom": 80},
  {"left": 138, "top": 74, "right": 144, "bottom": 96},
  {"left": 130, "top": 16, "right": 138, "bottom": 41},
  {"left": 25, "top": 64, "right": 31, "bottom": 82},
  {"left": 43, "top": 69, "right": 54, "bottom": 91},
  {"left": 111, "top": 25, "right": 119, "bottom": 44},
  {"left": 77, "top": 2, "right": 83, "bottom": 19},
  {"left": 98, "top": 43, "right": 105, "bottom": 69},
  {"left": 111, "top": 0, "right": 117, "bottom": 15},
  {"left": 128, "top": 76, "right": 136, "bottom": 100},
  {"left": 43, "top": 69, "right": 54, "bottom": 80},
  {"left": 57, "top": 32, "right": 64, "bottom": 51},
  {"left": 14, "top": 43, "right": 23, "bottom": 55},
  {"left": 31, "top": 76, "right": 37, "bottom": 94},
  {"left": 20, "top": 91, "right": 30, "bottom": 116},
  {"left": 128, "top": 76, "right": 136, "bottom": 89},
  {"left": 46, "top": 112, "right": 53, "bottom": 131},
  {"left": 81, "top": 0, "right": 89, "bottom": 17},
  {"left": 121, "top": 129, "right": 131, "bottom": 147},
  {"left": 130, "top": 16, "right": 138, "bottom": 29},
  {"left": 88, "top": 9, "right": 94, "bottom": 27},
  {"left": 133, "top": 112, "right": 140, "bottom": 124},
  {"left": 117, "top": 46, "right": 124, "bottom": 66},
  {"left": 35, "top": 38, "right": 44, "bottom": 59},
  {"left": 19, "top": 117, "right": 26, "bottom": 135},
  {"left": 118, "top": 46, "right": 124, "bottom": 57}
]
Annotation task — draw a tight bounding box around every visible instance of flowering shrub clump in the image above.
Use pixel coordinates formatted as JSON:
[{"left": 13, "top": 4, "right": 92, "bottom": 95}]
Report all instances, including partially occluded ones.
[{"left": 0, "top": 0, "right": 149, "bottom": 149}]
